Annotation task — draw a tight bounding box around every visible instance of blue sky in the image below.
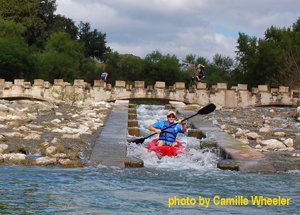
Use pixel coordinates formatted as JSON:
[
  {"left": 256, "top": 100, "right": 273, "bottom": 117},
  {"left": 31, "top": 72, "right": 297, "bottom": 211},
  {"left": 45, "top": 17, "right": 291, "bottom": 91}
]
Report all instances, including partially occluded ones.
[{"left": 56, "top": 0, "right": 300, "bottom": 60}]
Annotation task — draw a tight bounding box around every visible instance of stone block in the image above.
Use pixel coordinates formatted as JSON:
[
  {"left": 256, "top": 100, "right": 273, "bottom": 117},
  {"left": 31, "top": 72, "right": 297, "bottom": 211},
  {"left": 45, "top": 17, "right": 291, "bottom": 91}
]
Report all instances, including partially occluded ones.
[
  {"left": 34, "top": 79, "right": 44, "bottom": 86},
  {"left": 74, "top": 79, "right": 85, "bottom": 87},
  {"left": 188, "top": 129, "right": 206, "bottom": 139},
  {"left": 54, "top": 79, "right": 64, "bottom": 86},
  {"left": 279, "top": 86, "right": 289, "bottom": 93},
  {"left": 196, "top": 82, "right": 207, "bottom": 89},
  {"left": 174, "top": 82, "right": 185, "bottom": 89},
  {"left": 115, "top": 80, "right": 126, "bottom": 88},
  {"left": 94, "top": 80, "right": 106, "bottom": 88},
  {"left": 44, "top": 81, "right": 51, "bottom": 89},
  {"left": 251, "top": 87, "right": 259, "bottom": 94},
  {"left": 24, "top": 82, "right": 31, "bottom": 89},
  {"left": 128, "top": 108, "right": 137, "bottom": 114},
  {"left": 135, "top": 81, "right": 145, "bottom": 88},
  {"left": 225, "top": 90, "right": 237, "bottom": 107},
  {"left": 217, "top": 159, "right": 239, "bottom": 171},
  {"left": 106, "top": 84, "right": 112, "bottom": 90},
  {"left": 271, "top": 88, "right": 278, "bottom": 94},
  {"left": 258, "top": 85, "right": 269, "bottom": 92},
  {"left": 154, "top": 81, "right": 165, "bottom": 89},
  {"left": 237, "top": 84, "right": 248, "bottom": 91},
  {"left": 4, "top": 82, "right": 12, "bottom": 89},
  {"left": 128, "top": 114, "right": 137, "bottom": 120},
  {"left": 217, "top": 83, "right": 227, "bottom": 90},
  {"left": 0, "top": 79, "right": 5, "bottom": 86},
  {"left": 128, "top": 127, "right": 140, "bottom": 136},
  {"left": 128, "top": 120, "right": 139, "bottom": 127},
  {"left": 14, "top": 79, "right": 24, "bottom": 86}
]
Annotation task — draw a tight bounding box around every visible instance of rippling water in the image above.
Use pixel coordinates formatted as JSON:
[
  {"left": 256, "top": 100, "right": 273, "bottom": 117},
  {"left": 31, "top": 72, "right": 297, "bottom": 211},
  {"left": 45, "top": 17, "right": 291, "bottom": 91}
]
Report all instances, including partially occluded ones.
[
  {"left": 1, "top": 105, "right": 299, "bottom": 214},
  {"left": 1, "top": 166, "right": 299, "bottom": 214}
]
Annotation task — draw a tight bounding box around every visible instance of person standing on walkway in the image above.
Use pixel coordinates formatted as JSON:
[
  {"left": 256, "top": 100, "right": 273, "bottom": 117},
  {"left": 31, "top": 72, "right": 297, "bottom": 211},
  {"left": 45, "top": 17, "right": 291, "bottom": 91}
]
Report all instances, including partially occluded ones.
[
  {"left": 195, "top": 64, "right": 205, "bottom": 82},
  {"left": 100, "top": 72, "right": 108, "bottom": 82}
]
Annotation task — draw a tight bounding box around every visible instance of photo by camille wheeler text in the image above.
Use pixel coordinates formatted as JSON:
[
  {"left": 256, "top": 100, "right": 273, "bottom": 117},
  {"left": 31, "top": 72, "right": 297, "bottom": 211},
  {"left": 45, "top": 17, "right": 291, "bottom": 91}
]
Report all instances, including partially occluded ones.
[{"left": 168, "top": 195, "right": 292, "bottom": 208}]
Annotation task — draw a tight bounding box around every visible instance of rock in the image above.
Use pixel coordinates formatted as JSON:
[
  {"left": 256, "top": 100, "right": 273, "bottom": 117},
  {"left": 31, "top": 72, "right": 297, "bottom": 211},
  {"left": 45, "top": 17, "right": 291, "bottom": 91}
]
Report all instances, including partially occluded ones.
[
  {"left": 45, "top": 146, "right": 57, "bottom": 156},
  {"left": 246, "top": 132, "right": 261, "bottom": 140},
  {"left": 2, "top": 153, "right": 27, "bottom": 162},
  {"left": 294, "top": 136, "right": 300, "bottom": 150},
  {"left": 53, "top": 153, "right": 68, "bottom": 158},
  {"left": 1, "top": 132, "right": 24, "bottom": 138},
  {"left": 58, "top": 158, "right": 73, "bottom": 166},
  {"left": 40, "top": 141, "right": 50, "bottom": 148},
  {"left": 217, "top": 159, "right": 239, "bottom": 171},
  {"left": 238, "top": 138, "right": 249, "bottom": 144},
  {"left": 200, "top": 140, "right": 217, "bottom": 149},
  {"left": 235, "top": 128, "right": 249, "bottom": 138},
  {"left": 0, "top": 144, "right": 9, "bottom": 153},
  {"left": 0, "top": 134, "right": 7, "bottom": 141},
  {"left": 51, "top": 137, "right": 60, "bottom": 144},
  {"left": 274, "top": 131, "right": 286, "bottom": 137},
  {"left": 62, "top": 133, "right": 80, "bottom": 139},
  {"left": 283, "top": 138, "right": 294, "bottom": 147},
  {"left": 23, "top": 133, "right": 41, "bottom": 140},
  {"left": 51, "top": 119, "right": 61, "bottom": 124},
  {"left": 260, "top": 139, "right": 286, "bottom": 150},
  {"left": 255, "top": 144, "right": 262, "bottom": 149},
  {"left": 259, "top": 127, "right": 272, "bottom": 133},
  {"left": 35, "top": 156, "right": 57, "bottom": 165}
]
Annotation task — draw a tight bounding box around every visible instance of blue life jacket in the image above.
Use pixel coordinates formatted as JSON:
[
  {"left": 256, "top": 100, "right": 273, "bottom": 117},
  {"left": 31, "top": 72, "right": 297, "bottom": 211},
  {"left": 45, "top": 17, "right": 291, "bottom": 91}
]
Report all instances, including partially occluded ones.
[{"left": 158, "top": 120, "right": 177, "bottom": 143}]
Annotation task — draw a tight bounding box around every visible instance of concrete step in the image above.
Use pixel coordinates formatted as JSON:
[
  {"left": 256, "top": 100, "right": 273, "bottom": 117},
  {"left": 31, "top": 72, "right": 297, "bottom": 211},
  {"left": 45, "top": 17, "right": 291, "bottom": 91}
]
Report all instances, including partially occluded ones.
[{"left": 90, "top": 100, "right": 143, "bottom": 168}]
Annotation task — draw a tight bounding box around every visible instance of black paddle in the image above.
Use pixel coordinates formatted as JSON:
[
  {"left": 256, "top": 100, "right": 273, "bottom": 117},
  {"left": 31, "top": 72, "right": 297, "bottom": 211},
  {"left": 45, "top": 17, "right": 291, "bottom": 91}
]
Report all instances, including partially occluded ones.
[{"left": 132, "top": 103, "right": 216, "bottom": 144}]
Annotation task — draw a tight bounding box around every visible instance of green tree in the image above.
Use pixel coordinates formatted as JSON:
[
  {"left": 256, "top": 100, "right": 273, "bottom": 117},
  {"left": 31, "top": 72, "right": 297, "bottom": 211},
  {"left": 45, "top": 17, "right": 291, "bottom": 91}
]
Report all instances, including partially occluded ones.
[
  {"left": 0, "top": 19, "right": 34, "bottom": 80},
  {"left": 78, "top": 22, "right": 107, "bottom": 61},
  {"left": 35, "top": 32, "right": 84, "bottom": 82},
  {"left": 144, "top": 51, "right": 183, "bottom": 86},
  {"left": 0, "top": 0, "right": 57, "bottom": 47}
]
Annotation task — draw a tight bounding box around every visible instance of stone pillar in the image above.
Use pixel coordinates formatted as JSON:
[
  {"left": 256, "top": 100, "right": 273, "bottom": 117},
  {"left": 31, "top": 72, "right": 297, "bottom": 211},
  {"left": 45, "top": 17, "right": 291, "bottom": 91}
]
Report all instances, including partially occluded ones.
[
  {"left": 225, "top": 90, "right": 237, "bottom": 107},
  {"left": 54, "top": 79, "right": 64, "bottom": 86},
  {"left": 115, "top": 80, "right": 126, "bottom": 88},
  {"left": 14, "top": 79, "right": 24, "bottom": 86},
  {"left": 135, "top": 81, "right": 145, "bottom": 88}
]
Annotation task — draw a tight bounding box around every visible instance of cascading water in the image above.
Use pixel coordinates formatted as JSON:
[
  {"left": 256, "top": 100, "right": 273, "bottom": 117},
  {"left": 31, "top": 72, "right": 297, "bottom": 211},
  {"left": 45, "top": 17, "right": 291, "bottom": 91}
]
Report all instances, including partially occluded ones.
[{"left": 127, "top": 105, "right": 220, "bottom": 170}]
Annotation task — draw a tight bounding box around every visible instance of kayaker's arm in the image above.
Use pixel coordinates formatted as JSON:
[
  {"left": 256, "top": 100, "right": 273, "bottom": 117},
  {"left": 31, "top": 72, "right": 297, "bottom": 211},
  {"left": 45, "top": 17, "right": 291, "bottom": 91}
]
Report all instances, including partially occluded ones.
[{"left": 147, "top": 125, "right": 161, "bottom": 134}]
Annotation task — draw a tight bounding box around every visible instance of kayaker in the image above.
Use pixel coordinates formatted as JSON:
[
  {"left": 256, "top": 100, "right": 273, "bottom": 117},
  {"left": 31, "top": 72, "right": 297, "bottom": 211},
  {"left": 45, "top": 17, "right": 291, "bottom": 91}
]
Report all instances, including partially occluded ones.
[{"left": 147, "top": 111, "right": 187, "bottom": 147}]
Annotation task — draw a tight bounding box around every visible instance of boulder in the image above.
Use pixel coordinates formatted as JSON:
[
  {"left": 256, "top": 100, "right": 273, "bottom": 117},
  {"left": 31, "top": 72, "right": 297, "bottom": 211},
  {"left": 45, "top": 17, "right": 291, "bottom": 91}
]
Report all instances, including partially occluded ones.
[
  {"left": 259, "top": 139, "right": 286, "bottom": 150},
  {"left": 35, "top": 156, "right": 57, "bottom": 165},
  {"left": 217, "top": 159, "right": 239, "bottom": 171}
]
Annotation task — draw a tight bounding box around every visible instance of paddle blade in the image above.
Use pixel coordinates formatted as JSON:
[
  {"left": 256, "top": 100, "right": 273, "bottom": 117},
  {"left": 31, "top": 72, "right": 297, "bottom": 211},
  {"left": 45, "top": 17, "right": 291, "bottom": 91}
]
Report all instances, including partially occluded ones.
[
  {"left": 197, "top": 103, "right": 216, "bottom": 115},
  {"left": 131, "top": 137, "right": 146, "bottom": 145}
]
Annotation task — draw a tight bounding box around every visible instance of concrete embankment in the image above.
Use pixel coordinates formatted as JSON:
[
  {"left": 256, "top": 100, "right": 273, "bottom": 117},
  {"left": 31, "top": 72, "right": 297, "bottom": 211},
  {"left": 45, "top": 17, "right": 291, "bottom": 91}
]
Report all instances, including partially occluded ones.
[{"left": 89, "top": 100, "right": 143, "bottom": 167}]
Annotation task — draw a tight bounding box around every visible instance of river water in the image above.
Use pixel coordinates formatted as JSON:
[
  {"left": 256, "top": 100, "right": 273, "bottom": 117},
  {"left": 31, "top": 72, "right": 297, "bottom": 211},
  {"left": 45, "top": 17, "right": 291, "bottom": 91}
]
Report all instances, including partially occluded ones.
[{"left": 0, "top": 105, "right": 299, "bottom": 214}]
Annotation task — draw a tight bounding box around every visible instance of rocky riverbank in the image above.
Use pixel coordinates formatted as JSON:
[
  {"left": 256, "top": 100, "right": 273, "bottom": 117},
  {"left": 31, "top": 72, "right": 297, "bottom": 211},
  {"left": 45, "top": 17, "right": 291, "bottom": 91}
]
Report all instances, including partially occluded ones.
[
  {"left": 211, "top": 106, "right": 300, "bottom": 171},
  {"left": 0, "top": 99, "right": 299, "bottom": 170},
  {"left": 0, "top": 99, "right": 111, "bottom": 167}
]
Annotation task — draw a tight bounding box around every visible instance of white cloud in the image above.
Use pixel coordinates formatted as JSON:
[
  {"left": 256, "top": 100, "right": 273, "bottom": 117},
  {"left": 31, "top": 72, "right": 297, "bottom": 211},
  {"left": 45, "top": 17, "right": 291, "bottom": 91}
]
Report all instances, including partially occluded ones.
[{"left": 56, "top": 0, "right": 300, "bottom": 60}]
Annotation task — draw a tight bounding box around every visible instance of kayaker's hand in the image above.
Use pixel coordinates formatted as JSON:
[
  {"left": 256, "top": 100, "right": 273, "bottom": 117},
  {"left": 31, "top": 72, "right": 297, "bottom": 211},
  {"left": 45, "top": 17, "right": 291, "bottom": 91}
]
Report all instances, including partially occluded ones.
[
  {"left": 155, "top": 129, "right": 161, "bottom": 134},
  {"left": 178, "top": 119, "right": 186, "bottom": 126}
]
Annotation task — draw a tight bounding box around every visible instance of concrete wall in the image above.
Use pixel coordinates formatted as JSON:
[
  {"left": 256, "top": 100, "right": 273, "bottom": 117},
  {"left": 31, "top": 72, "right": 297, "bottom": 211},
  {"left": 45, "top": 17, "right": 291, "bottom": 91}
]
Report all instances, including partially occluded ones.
[{"left": 0, "top": 79, "right": 299, "bottom": 107}]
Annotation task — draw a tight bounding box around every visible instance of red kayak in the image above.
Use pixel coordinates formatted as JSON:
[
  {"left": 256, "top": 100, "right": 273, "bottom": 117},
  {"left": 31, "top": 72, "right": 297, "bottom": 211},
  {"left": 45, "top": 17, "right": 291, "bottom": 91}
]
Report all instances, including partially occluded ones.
[{"left": 147, "top": 138, "right": 184, "bottom": 157}]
